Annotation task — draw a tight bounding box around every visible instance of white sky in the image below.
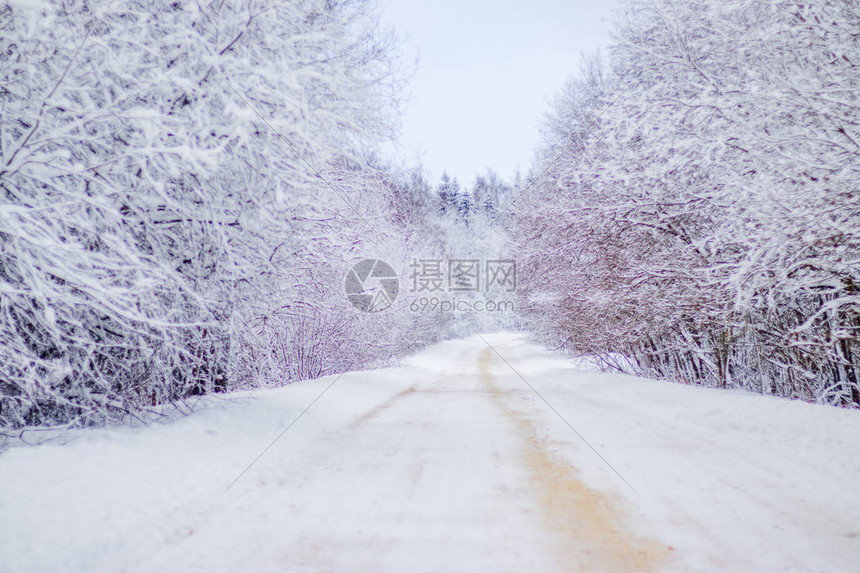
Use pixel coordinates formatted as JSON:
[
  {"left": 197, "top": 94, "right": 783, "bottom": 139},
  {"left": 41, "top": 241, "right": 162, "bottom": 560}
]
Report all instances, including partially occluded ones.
[{"left": 379, "top": 0, "right": 617, "bottom": 186}]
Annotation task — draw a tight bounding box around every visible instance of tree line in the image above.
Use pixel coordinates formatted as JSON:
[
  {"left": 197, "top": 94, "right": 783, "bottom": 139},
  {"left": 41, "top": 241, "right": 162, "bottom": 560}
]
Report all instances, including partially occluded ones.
[
  {"left": 513, "top": 0, "right": 859, "bottom": 406},
  {"left": 0, "top": 0, "right": 453, "bottom": 431}
]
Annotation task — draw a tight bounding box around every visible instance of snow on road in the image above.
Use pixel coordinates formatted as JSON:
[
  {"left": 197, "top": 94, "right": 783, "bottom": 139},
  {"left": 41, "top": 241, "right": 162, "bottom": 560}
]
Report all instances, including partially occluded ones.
[{"left": 2, "top": 333, "right": 860, "bottom": 572}]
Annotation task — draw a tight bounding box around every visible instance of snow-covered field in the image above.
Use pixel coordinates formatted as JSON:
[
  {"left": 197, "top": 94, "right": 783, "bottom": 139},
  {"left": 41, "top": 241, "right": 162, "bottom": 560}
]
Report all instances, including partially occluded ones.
[{"left": 1, "top": 333, "right": 859, "bottom": 572}]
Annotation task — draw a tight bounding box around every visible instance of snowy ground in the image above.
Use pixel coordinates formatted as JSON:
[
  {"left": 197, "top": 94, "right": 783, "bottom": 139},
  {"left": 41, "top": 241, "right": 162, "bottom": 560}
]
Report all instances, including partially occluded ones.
[{"left": 2, "top": 333, "right": 860, "bottom": 572}]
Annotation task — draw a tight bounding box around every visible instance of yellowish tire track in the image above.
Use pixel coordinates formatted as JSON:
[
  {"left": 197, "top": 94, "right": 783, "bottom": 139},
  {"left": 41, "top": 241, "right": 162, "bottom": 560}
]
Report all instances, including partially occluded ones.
[{"left": 479, "top": 348, "right": 672, "bottom": 572}]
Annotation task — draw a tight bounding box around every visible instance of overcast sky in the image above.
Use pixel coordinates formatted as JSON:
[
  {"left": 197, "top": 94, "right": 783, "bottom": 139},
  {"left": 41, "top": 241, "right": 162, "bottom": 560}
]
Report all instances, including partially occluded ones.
[{"left": 379, "top": 0, "right": 617, "bottom": 186}]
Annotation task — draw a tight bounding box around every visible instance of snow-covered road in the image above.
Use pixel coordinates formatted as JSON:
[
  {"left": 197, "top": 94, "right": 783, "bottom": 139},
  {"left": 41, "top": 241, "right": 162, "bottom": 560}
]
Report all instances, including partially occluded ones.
[{"left": 2, "top": 333, "right": 860, "bottom": 572}]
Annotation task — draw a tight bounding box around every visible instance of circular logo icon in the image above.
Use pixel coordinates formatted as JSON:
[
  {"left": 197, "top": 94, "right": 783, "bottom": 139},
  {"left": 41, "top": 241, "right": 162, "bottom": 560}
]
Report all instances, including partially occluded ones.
[{"left": 345, "top": 259, "right": 399, "bottom": 313}]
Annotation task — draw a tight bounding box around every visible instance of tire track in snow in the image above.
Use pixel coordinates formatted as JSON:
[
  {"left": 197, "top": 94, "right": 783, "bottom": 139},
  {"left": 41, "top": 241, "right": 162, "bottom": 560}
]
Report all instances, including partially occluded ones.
[
  {"left": 478, "top": 347, "right": 671, "bottom": 572},
  {"left": 350, "top": 386, "right": 418, "bottom": 428}
]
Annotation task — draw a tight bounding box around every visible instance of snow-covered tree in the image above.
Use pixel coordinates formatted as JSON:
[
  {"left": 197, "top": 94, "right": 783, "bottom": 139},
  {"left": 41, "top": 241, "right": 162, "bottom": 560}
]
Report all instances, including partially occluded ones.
[
  {"left": 513, "top": 0, "right": 860, "bottom": 406},
  {"left": 0, "top": 0, "right": 441, "bottom": 430}
]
